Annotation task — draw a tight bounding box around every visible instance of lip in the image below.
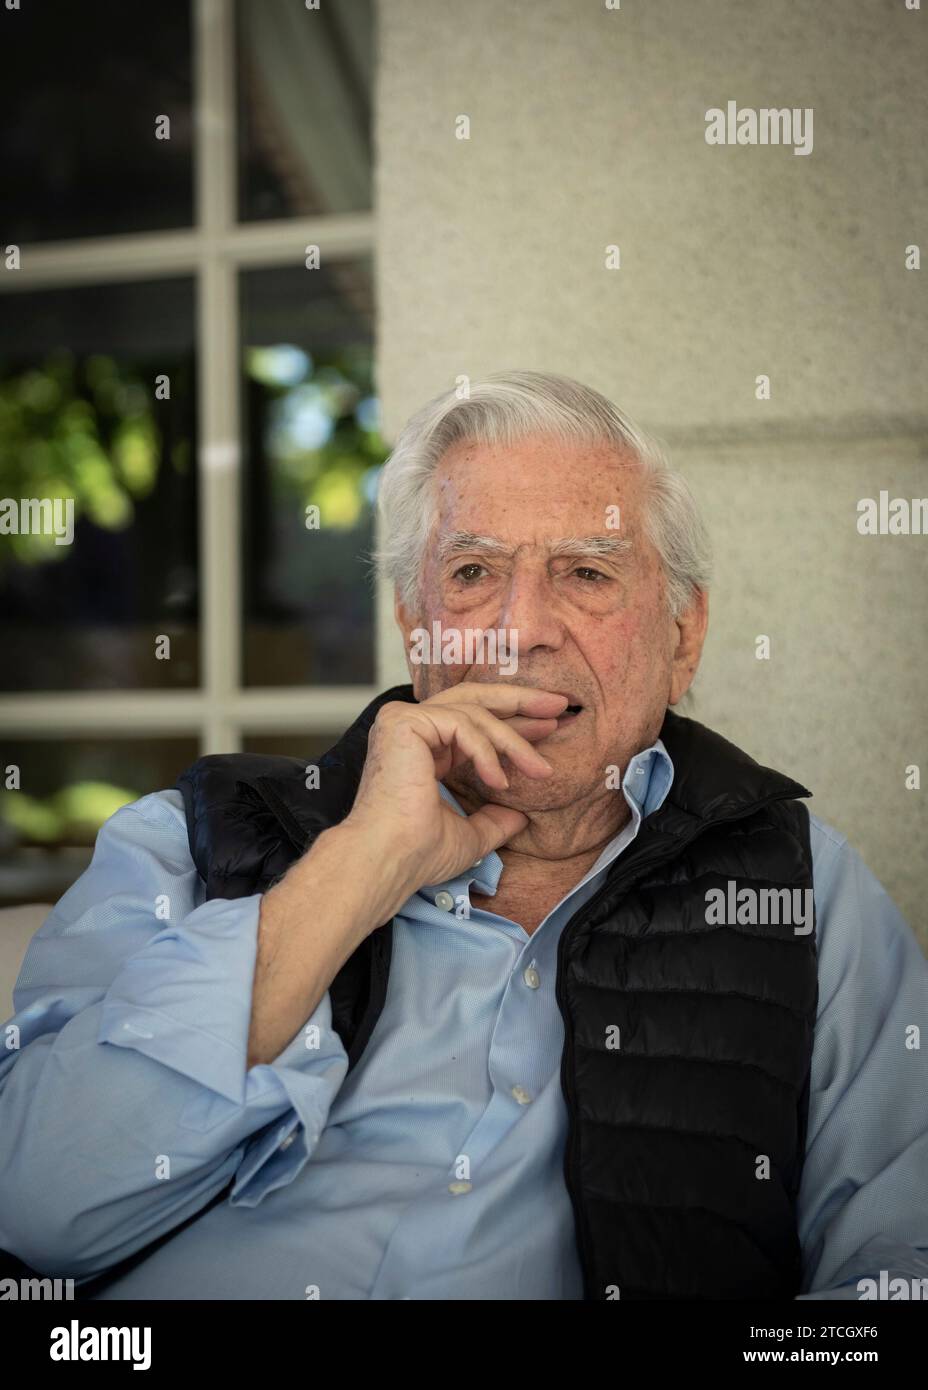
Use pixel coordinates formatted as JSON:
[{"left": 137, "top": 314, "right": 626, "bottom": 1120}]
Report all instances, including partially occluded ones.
[
  {"left": 552, "top": 690, "right": 584, "bottom": 707},
  {"left": 552, "top": 707, "right": 584, "bottom": 731}
]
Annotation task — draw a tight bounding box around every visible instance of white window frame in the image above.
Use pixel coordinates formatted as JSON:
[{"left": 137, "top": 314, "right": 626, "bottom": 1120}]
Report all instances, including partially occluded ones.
[{"left": 0, "top": 0, "right": 384, "bottom": 755}]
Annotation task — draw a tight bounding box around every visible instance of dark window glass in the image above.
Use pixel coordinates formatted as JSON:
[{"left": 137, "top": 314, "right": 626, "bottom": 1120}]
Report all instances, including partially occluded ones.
[
  {"left": 0, "top": 0, "right": 193, "bottom": 244},
  {"left": 237, "top": 0, "right": 373, "bottom": 221},
  {"left": 242, "top": 732, "right": 340, "bottom": 761},
  {"left": 0, "top": 278, "right": 199, "bottom": 691},
  {"left": 0, "top": 736, "right": 198, "bottom": 906},
  {"left": 241, "top": 258, "right": 383, "bottom": 686}
]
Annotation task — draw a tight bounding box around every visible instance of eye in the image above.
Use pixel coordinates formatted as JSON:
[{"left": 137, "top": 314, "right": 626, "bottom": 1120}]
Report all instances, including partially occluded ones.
[
  {"left": 451, "top": 562, "right": 487, "bottom": 583},
  {"left": 572, "top": 567, "right": 608, "bottom": 582}
]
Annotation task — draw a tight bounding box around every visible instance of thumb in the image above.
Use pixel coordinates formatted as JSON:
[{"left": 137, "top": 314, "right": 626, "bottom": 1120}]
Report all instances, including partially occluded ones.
[{"left": 466, "top": 803, "right": 529, "bottom": 859}]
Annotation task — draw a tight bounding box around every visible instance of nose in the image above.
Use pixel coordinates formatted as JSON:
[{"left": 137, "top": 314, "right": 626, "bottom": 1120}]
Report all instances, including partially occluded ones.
[{"left": 495, "top": 560, "right": 567, "bottom": 658}]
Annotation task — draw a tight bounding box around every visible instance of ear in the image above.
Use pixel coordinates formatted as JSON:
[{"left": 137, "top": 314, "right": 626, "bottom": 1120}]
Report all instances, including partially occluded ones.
[
  {"left": 394, "top": 588, "right": 422, "bottom": 689},
  {"left": 668, "top": 587, "right": 709, "bottom": 705},
  {"left": 394, "top": 587, "right": 415, "bottom": 641}
]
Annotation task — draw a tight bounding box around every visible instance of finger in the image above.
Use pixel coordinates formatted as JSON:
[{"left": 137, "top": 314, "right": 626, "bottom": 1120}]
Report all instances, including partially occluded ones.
[
  {"left": 428, "top": 683, "right": 569, "bottom": 719},
  {"left": 499, "top": 714, "right": 563, "bottom": 742},
  {"left": 421, "top": 709, "right": 512, "bottom": 790},
  {"left": 456, "top": 802, "right": 529, "bottom": 860},
  {"left": 443, "top": 703, "right": 556, "bottom": 777}
]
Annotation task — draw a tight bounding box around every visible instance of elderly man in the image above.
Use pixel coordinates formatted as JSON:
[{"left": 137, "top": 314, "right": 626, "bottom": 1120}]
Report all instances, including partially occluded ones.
[{"left": 1, "top": 371, "right": 926, "bottom": 1301}]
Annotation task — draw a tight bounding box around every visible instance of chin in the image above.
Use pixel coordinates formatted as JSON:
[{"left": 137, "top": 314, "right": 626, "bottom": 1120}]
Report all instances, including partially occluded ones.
[{"left": 482, "top": 769, "right": 577, "bottom": 812}]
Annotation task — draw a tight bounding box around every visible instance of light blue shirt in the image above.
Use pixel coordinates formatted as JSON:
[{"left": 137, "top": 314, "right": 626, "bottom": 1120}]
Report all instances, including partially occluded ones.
[{"left": 1, "top": 738, "right": 926, "bottom": 1300}]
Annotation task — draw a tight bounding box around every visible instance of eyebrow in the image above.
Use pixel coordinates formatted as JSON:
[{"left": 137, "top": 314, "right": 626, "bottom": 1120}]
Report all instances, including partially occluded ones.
[{"left": 436, "top": 531, "right": 634, "bottom": 563}]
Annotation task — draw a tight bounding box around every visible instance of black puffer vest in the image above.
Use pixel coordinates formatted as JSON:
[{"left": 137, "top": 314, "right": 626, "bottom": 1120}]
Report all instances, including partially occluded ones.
[{"left": 178, "top": 684, "right": 818, "bottom": 1301}]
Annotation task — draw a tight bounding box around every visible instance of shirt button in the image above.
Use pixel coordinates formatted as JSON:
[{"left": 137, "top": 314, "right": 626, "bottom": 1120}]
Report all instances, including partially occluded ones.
[
  {"left": 448, "top": 1180, "right": 472, "bottom": 1195},
  {"left": 279, "top": 1132, "right": 296, "bottom": 1151},
  {"left": 523, "top": 965, "right": 541, "bottom": 989},
  {"left": 511, "top": 1085, "right": 532, "bottom": 1105},
  {"left": 434, "top": 890, "right": 455, "bottom": 911}
]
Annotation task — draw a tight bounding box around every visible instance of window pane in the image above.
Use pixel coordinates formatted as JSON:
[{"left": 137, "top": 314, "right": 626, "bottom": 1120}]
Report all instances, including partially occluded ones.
[
  {"left": 237, "top": 0, "right": 374, "bottom": 221},
  {"left": 242, "top": 732, "right": 340, "bottom": 761},
  {"left": 241, "top": 259, "right": 383, "bottom": 687},
  {"left": 0, "top": 737, "right": 198, "bottom": 906},
  {"left": 0, "top": 0, "right": 193, "bottom": 244},
  {"left": 0, "top": 278, "right": 199, "bottom": 691}
]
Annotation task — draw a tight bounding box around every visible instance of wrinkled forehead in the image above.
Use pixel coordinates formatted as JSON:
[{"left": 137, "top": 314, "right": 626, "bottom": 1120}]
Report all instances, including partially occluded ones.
[{"left": 427, "top": 434, "right": 649, "bottom": 540}]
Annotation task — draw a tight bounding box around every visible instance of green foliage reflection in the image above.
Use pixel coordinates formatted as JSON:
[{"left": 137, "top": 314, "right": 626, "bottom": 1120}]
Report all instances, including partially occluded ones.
[
  {"left": 0, "top": 349, "right": 161, "bottom": 568},
  {"left": 246, "top": 344, "right": 386, "bottom": 529}
]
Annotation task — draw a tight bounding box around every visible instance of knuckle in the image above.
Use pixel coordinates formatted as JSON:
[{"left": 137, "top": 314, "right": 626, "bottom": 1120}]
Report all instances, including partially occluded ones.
[{"left": 371, "top": 701, "right": 410, "bottom": 735}]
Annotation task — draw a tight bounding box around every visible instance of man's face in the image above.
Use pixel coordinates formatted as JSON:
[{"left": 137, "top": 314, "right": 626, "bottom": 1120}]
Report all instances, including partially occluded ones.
[{"left": 395, "top": 432, "right": 708, "bottom": 812}]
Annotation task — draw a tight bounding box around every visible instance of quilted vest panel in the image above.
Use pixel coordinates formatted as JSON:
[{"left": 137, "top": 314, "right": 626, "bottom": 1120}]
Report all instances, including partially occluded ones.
[{"left": 557, "top": 795, "right": 817, "bottom": 1300}]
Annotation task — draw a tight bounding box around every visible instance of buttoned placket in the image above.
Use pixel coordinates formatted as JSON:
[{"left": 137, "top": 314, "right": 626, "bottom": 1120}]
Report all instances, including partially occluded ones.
[{"left": 368, "top": 745, "right": 670, "bottom": 1296}]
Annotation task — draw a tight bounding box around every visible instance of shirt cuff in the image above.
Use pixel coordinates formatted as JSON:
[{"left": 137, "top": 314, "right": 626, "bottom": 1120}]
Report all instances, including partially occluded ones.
[
  {"left": 96, "top": 895, "right": 276, "bottom": 1102},
  {"left": 96, "top": 894, "right": 349, "bottom": 1203},
  {"left": 230, "top": 996, "right": 349, "bottom": 1206}
]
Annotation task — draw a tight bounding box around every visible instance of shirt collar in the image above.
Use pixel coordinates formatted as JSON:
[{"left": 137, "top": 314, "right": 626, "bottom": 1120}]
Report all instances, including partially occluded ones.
[{"left": 432, "top": 737, "right": 675, "bottom": 895}]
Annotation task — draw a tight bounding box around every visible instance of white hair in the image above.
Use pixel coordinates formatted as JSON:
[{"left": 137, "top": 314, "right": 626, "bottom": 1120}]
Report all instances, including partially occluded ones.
[{"left": 369, "top": 370, "right": 712, "bottom": 620}]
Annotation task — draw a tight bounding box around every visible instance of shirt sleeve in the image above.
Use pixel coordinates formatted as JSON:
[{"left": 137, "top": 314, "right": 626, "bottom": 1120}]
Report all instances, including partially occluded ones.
[
  {"left": 795, "top": 815, "right": 928, "bottom": 1299},
  {"left": 0, "top": 789, "right": 349, "bottom": 1277}
]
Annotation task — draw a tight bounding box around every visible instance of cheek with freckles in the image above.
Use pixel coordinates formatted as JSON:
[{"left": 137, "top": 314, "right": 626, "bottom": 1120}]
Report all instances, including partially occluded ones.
[
  {"left": 586, "top": 608, "right": 650, "bottom": 691},
  {"left": 413, "top": 661, "right": 467, "bottom": 701},
  {"left": 587, "top": 601, "right": 675, "bottom": 734},
  {"left": 406, "top": 599, "right": 476, "bottom": 701},
  {"left": 406, "top": 566, "right": 509, "bottom": 699}
]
